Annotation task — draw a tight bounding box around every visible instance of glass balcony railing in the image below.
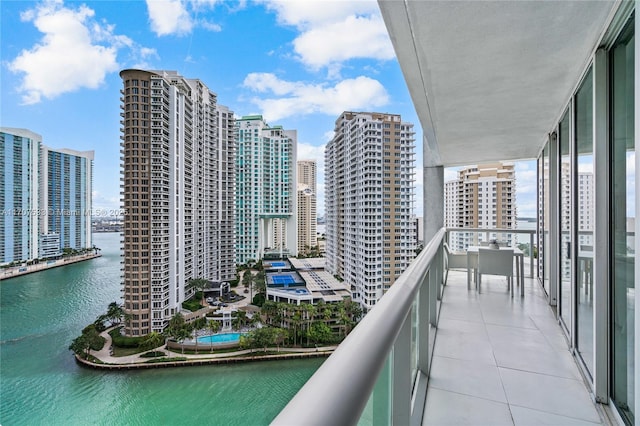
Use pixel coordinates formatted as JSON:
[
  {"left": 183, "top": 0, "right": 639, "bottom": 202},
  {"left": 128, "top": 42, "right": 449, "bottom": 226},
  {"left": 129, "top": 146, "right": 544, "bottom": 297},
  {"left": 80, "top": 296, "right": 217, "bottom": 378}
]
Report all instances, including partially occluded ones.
[{"left": 273, "top": 228, "right": 446, "bottom": 425}]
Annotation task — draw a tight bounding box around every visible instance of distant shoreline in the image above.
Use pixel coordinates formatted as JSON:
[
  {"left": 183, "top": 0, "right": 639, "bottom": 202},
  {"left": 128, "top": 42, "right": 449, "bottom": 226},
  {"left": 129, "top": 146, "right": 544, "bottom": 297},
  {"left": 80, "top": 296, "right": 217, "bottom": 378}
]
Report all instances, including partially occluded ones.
[{"left": 0, "top": 253, "right": 102, "bottom": 281}]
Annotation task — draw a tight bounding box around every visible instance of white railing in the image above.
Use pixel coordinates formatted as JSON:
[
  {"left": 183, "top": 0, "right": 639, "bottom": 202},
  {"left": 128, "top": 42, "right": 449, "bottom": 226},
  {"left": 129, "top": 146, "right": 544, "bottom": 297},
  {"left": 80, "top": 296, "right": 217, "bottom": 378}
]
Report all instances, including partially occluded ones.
[
  {"left": 446, "top": 227, "right": 538, "bottom": 279},
  {"left": 272, "top": 228, "right": 446, "bottom": 426}
]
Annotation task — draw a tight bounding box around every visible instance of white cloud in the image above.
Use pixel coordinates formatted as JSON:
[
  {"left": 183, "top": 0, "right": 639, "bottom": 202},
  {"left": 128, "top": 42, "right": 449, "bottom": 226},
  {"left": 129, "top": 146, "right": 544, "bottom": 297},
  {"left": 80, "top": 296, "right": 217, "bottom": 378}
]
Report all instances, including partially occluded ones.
[
  {"left": 297, "top": 142, "right": 325, "bottom": 172},
  {"left": 444, "top": 167, "right": 458, "bottom": 183},
  {"left": 145, "top": 0, "right": 226, "bottom": 36},
  {"left": 260, "top": 0, "right": 380, "bottom": 27},
  {"left": 243, "top": 73, "right": 389, "bottom": 121},
  {"left": 259, "top": 0, "right": 393, "bottom": 71},
  {"left": 292, "top": 14, "right": 394, "bottom": 70},
  {"left": 9, "top": 2, "right": 125, "bottom": 105},
  {"left": 146, "top": 0, "right": 193, "bottom": 36}
]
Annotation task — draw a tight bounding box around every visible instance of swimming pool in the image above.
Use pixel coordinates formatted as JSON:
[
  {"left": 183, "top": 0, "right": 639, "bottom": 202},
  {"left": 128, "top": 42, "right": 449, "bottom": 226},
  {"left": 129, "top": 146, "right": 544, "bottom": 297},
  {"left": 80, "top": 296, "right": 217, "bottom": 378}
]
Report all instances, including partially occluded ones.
[
  {"left": 197, "top": 332, "right": 243, "bottom": 344},
  {"left": 269, "top": 261, "right": 287, "bottom": 268}
]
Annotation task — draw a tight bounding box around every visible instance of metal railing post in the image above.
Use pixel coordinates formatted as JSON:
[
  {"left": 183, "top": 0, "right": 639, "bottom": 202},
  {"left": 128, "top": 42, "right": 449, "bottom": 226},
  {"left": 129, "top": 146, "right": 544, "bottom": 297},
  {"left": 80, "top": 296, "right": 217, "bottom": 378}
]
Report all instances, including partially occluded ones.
[{"left": 530, "top": 232, "right": 534, "bottom": 278}]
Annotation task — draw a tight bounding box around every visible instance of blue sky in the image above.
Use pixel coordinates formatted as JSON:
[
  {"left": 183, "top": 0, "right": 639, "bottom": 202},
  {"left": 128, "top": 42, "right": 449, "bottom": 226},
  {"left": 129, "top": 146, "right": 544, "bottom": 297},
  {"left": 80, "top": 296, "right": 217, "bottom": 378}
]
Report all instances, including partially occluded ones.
[{"left": 1, "top": 0, "right": 538, "bottom": 218}]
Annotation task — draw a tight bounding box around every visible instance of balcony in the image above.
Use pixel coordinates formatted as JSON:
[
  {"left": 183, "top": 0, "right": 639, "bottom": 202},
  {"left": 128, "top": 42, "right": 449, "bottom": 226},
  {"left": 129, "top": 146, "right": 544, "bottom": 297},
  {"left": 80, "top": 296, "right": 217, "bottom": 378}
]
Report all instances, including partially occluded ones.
[{"left": 274, "top": 229, "right": 605, "bottom": 425}]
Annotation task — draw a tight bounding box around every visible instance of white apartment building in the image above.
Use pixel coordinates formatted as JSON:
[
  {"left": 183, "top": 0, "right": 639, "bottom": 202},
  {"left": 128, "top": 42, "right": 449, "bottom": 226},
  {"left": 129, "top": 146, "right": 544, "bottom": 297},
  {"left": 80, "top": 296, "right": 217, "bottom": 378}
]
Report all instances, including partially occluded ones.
[
  {"left": 235, "top": 116, "right": 297, "bottom": 264},
  {"left": 119, "top": 69, "right": 235, "bottom": 336},
  {"left": 444, "top": 163, "right": 517, "bottom": 251},
  {"left": 297, "top": 160, "right": 317, "bottom": 255},
  {"left": 325, "top": 111, "right": 416, "bottom": 311},
  {"left": 1, "top": 128, "right": 94, "bottom": 264},
  {"left": 40, "top": 146, "right": 94, "bottom": 251}
]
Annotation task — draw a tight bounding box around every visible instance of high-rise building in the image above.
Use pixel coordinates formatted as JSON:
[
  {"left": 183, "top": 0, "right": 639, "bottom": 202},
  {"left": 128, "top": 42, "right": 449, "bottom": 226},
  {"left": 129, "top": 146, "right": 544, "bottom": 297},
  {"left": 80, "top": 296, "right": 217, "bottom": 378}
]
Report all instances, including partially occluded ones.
[
  {"left": 444, "top": 162, "right": 517, "bottom": 251},
  {"left": 325, "top": 111, "right": 416, "bottom": 311},
  {"left": 0, "top": 128, "right": 41, "bottom": 264},
  {"left": 119, "top": 69, "right": 235, "bottom": 336},
  {"left": 235, "top": 115, "right": 297, "bottom": 264},
  {"left": 297, "top": 160, "right": 317, "bottom": 255},
  {"left": 1, "top": 128, "right": 93, "bottom": 264},
  {"left": 40, "top": 146, "right": 94, "bottom": 251}
]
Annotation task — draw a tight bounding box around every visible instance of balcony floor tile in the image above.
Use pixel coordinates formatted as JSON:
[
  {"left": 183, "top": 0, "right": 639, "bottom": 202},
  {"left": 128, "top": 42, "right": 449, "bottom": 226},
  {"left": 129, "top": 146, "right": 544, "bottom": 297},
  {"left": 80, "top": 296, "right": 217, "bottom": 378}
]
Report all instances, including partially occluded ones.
[
  {"left": 429, "top": 355, "right": 507, "bottom": 403},
  {"left": 423, "top": 271, "right": 605, "bottom": 425},
  {"left": 510, "top": 405, "right": 603, "bottom": 426},
  {"left": 500, "top": 368, "right": 602, "bottom": 423},
  {"left": 423, "top": 388, "right": 513, "bottom": 426}
]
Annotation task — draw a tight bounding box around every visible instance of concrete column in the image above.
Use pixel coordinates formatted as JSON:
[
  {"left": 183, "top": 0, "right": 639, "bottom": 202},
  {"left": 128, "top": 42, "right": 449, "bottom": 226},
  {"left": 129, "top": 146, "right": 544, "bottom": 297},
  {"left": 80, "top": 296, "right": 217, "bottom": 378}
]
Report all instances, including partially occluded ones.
[{"left": 423, "top": 165, "right": 444, "bottom": 243}]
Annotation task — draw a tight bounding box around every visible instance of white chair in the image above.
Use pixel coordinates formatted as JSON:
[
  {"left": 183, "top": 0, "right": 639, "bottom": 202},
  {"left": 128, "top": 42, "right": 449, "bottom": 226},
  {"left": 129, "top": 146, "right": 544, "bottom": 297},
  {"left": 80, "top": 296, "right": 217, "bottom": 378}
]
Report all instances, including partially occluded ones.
[
  {"left": 443, "top": 242, "right": 473, "bottom": 285},
  {"left": 477, "top": 248, "right": 514, "bottom": 295}
]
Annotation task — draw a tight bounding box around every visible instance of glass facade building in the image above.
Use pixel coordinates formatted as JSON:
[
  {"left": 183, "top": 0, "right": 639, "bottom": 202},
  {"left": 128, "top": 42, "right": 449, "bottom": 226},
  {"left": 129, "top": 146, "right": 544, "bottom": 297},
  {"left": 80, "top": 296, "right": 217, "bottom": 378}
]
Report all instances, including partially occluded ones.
[
  {"left": 40, "top": 147, "right": 94, "bottom": 251},
  {"left": 234, "top": 115, "right": 297, "bottom": 265},
  {"left": 0, "top": 128, "right": 41, "bottom": 264}
]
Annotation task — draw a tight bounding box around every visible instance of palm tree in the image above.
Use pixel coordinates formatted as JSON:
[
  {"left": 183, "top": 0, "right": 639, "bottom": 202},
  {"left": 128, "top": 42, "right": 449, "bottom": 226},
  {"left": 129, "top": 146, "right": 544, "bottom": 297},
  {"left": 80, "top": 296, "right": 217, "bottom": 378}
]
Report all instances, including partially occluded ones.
[
  {"left": 106, "top": 302, "right": 125, "bottom": 326},
  {"left": 186, "top": 278, "right": 209, "bottom": 306},
  {"left": 191, "top": 317, "right": 207, "bottom": 354},
  {"left": 139, "top": 332, "right": 164, "bottom": 352},
  {"left": 207, "top": 319, "right": 221, "bottom": 353}
]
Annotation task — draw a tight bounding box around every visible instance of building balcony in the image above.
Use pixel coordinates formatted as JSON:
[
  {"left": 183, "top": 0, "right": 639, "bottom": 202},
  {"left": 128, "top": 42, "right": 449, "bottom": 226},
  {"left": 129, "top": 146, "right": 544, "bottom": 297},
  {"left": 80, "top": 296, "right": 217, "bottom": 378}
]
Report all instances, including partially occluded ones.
[{"left": 274, "top": 229, "right": 608, "bottom": 425}]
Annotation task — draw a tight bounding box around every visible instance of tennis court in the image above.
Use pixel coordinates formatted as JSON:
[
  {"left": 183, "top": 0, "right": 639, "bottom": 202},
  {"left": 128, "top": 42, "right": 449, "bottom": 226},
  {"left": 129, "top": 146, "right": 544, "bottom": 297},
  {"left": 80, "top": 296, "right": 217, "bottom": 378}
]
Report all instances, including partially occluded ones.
[
  {"left": 271, "top": 275, "right": 296, "bottom": 285},
  {"left": 270, "top": 261, "right": 287, "bottom": 268}
]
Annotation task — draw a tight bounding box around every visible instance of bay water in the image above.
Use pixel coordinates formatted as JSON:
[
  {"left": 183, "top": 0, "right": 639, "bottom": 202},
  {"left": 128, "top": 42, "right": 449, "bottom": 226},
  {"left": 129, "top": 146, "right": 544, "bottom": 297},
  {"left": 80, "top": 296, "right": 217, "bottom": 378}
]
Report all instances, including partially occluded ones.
[{"left": 0, "top": 232, "right": 322, "bottom": 425}]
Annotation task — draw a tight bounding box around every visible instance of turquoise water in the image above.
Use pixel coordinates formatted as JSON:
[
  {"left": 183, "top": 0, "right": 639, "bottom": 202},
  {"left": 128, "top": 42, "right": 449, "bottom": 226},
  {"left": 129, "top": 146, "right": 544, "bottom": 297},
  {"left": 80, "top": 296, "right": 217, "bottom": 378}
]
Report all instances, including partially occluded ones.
[
  {"left": 197, "top": 332, "right": 242, "bottom": 344},
  {"left": 0, "top": 233, "right": 322, "bottom": 426}
]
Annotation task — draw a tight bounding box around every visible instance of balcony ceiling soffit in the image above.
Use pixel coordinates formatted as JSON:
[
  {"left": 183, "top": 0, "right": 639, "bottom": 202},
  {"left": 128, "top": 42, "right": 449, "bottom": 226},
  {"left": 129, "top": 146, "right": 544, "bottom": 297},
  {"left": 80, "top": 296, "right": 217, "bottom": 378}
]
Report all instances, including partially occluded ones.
[{"left": 379, "top": 0, "right": 617, "bottom": 167}]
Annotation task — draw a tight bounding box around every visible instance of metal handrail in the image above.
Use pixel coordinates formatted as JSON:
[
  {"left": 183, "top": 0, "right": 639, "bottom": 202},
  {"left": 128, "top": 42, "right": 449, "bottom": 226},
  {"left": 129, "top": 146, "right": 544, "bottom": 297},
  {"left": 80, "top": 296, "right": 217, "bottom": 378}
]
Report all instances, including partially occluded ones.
[
  {"left": 272, "top": 228, "right": 446, "bottom": 426},
  {"left": 446, "top": 227, "right": 538, "bottom": 278}
]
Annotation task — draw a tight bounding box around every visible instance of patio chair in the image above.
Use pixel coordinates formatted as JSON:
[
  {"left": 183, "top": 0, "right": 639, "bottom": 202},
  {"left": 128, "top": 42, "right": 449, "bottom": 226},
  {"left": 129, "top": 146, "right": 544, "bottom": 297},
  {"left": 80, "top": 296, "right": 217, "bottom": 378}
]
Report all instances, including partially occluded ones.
[
  {"left": 443, "top": 242, "right": 471, "bottom": 285},
  {"left": 477, "top": 248, "right": 514, "bottom": 295}
]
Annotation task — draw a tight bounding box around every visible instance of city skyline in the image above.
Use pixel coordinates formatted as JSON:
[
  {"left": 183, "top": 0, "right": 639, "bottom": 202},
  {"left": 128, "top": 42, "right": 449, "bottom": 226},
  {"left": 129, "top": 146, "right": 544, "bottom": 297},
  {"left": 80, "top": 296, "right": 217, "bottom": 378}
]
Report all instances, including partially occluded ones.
[{"left": 2, "top": 0, "right": 539, "bottom": 219}]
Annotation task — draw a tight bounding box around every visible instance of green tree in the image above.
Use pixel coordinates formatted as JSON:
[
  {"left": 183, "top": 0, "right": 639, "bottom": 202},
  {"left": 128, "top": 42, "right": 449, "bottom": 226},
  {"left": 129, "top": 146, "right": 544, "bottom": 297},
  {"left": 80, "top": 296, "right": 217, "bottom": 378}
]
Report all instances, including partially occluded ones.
[
  {"left": 69, "top": 334, "right": 91, "bottom": 359},
  {"left": 307, "top": 322, "right": 333, "bottom": 345},
  {"left": 273, "top": 328, "right": 287, "bottom": 352},
  {"left": 252, "top": 327, "right": 275, "bottom": 352},
  {"left": 164, "top": 313, "right": 189, "bottom": 353},
  {"left": 253, "top": 270, "right": 266, "bottom": 295},
  {"left": 139, "top": 332, "right": 164, "bottom": 351},
  {"left": 191, "top": 316, "right": 208, "bottom": 354},
  {"left": 186, "top": 278, "right": 209, "bottom": 306},
  {"left": 69, "top": 326, "right": 105, "bottom": 359},
  {"left": 232, "top": 310, "right": 249, "bottom": 331},
  {"left": 105, "top": 302, "right": 126, "bottom": 326}
]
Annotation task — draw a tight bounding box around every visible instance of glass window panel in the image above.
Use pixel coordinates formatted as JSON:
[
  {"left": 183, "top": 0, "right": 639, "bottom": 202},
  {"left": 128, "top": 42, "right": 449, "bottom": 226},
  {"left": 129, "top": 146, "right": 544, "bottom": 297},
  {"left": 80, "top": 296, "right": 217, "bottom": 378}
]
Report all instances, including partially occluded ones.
[
  {"left": 559, "top": 108, "right": 572, "bottom": 331},
  {"left": 610, "top": 16, "right": 634, "bottom": 426},
  {"left": 575, "top": 68, "right": 594, "bottom": 377}
]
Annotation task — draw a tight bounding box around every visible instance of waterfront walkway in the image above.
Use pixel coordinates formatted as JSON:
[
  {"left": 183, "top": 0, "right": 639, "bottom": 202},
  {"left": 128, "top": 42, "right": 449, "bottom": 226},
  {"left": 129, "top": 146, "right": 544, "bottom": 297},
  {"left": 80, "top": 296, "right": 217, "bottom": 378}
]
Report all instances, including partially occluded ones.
[
  {"left": 85, "top": 328, "right": 336, "bottom": 369},
  {"left": 1, "top": 253, "right": 101, "bottom": 280}
]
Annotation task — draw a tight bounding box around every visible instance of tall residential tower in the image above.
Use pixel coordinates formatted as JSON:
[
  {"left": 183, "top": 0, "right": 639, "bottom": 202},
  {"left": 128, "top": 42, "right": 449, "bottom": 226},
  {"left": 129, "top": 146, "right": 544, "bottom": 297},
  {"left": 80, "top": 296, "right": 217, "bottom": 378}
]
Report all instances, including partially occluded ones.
[
  {"left": 1, "top": 128, "right": 94, "bottom": 264},
  {"left": 0, "top": 128, "right": 41, "bottom": 264},
  {"left": 119, "top": 69, "right": 235, "bottom": 336},
  {"left": 235, "top": 116, "right": 297, "bottom": 264},
  {"left": 297, "top": 160, "right": 317, "bottom": 256},
  {"left": 325, "top": 111, "right": 416, "bottom": 311},
  {"left": 444, "top": 162, "right": 517, "bottom": 251},
  {"left": 40, "top": 146, "right": 94, "bottom": 251}
]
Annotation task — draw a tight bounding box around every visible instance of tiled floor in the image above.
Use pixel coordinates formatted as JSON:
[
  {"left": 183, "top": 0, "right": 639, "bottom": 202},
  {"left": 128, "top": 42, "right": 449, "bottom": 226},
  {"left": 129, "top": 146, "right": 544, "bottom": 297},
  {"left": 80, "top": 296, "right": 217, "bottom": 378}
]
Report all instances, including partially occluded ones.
[{"left": 423, "top": 270, "right": 607, "bottom": 426}]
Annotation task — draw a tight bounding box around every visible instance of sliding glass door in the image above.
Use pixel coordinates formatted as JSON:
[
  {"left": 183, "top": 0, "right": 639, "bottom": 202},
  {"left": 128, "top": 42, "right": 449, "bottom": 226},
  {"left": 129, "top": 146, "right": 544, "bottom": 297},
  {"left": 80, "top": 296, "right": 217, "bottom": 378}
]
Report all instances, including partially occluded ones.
[{"left": 610, "top": 16, "right": 635, "bottom": 425}]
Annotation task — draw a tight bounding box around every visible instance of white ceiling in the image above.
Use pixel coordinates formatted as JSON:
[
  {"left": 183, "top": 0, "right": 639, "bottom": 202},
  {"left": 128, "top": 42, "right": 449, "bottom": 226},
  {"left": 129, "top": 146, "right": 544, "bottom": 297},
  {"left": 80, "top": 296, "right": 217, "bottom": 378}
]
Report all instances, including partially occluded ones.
[{"left": 378, "top": 0, "right": 618, "bottom": 167}]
